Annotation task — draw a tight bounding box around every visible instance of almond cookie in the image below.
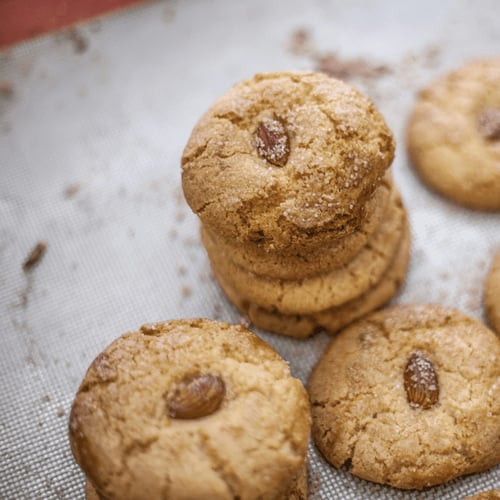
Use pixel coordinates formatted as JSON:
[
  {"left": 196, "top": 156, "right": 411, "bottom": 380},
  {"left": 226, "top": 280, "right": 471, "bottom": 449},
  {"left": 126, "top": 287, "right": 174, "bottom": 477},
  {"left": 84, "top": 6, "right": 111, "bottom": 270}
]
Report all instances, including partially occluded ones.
[
  {"left": 407, "top": 59, "right": 500, "bottom": 210},
  {"left": 216, "top": 222, "right": 410, "bottom": 338},
  {"left": 205, "top": 174, "right": 393, "bottom": 280},
  {"left": 308, "top": 304, "right": 500, "bottom": 489},
  {"left": 202, "top": 188, "right": 406, "bottom": 315},
  {"left": 69, "top": 319, "right": 311, "bottom": 500},
  {"left": 485, "top": 250, "right": 500, "bottom": 335},
  {"left": 182, "top": 71, "right": 395, "bottom": 254},
  {"left": 84, "top": 464, "right": 308, "bottom": 500}
]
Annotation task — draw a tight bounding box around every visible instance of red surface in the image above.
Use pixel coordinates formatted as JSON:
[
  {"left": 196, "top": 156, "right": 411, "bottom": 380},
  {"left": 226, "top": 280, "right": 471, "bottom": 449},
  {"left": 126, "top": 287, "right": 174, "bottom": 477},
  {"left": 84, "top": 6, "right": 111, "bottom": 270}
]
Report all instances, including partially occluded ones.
[{"left": 0, "top": 0, "right": 148, "bottom": 48}]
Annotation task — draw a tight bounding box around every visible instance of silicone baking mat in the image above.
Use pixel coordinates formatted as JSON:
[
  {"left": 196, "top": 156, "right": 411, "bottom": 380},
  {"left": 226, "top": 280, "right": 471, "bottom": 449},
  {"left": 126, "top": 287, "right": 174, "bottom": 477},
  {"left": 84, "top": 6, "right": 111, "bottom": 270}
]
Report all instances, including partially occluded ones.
[{"left": 1, "top": 0, "right": 499, "bottom": 498}]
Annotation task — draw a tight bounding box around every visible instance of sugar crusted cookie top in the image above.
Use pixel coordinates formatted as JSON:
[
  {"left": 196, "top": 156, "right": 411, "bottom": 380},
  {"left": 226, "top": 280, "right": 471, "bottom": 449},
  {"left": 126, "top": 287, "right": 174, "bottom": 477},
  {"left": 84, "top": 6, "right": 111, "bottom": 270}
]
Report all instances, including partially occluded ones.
[
  {"left": 69, "top": 319, "right": 310, "bottom": 500},
  {"left": 308, "top": 304, "right": 500, "bottom": 490},
  {"left": 182, "top": 72, "right": 394, "bottom": 252}
]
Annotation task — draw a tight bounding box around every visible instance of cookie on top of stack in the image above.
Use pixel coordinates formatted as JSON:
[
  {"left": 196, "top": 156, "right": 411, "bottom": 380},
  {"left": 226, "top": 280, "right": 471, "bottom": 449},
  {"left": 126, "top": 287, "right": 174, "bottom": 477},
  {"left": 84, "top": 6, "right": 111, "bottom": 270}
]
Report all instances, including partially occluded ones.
[{"left": 182, "top": 71, "right": 410, "bottom": 338}]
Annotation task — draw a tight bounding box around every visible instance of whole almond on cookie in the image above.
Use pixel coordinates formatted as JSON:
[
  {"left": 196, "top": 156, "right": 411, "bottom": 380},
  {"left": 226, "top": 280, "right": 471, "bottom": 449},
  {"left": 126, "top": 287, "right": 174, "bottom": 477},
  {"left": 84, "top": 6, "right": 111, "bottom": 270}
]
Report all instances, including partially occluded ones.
[
  {"left": 403, "top": 351, "right": 439, "bottom": 409},
  {"left": 168, "top": 374, "right": 225, "bottom": 419}
]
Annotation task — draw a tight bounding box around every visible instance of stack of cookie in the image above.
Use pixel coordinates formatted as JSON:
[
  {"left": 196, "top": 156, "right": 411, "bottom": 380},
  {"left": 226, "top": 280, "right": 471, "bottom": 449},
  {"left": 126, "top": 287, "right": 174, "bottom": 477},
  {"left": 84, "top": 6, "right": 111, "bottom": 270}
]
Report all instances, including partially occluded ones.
[{"left": 182, "top": 71, "right": 410, "bottom": 338}]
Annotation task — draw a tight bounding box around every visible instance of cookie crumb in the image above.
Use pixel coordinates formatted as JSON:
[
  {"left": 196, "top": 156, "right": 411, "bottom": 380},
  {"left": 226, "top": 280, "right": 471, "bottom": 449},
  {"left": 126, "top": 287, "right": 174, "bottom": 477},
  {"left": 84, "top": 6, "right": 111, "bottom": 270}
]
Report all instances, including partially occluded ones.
[
  {"left": 175, "top": 210, "right": 186, "bottom": 222},
  {"left": 64, "top": 182, "right": 81, "bottom": 198},
  {"left": 316, "top": 52, "right": 390, "bottom": 81},
  {"left": 288, "top": 28, "right": 312, "bottom": 56},
  {"left": 181, "top": 285, "right": 192, "bottom": 298},
  {"left": 67, "top": 28, "right": 89, "bottom": 54},
  {"left": 0, "top": 80, "right": 14, "bottom": 99},
  {"left": 56, "top": 407, "right": 65, "bottom": 417},
  {"left": 23, "top": 241, "right": 47, "bottom": 271},
  {"left": 41, "top": 394, "right": 51, "bottom": 402},
  {"left": 213, "top": 302, "right": 223, "bottom": 318}
]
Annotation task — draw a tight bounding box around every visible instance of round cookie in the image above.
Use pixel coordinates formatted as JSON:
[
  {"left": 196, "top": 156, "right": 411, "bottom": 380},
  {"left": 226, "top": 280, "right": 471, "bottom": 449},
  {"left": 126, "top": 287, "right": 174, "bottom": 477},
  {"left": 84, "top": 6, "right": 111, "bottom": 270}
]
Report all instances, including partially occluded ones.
[
  {"left": 217, "top": 221, "right": 410, "bottom": 338},
  {"left": 206, "top": 174, "right": 393, "bottom": 280},
  {"left": 308, "top": 304, "right": 500, "bottom": 490},
  {"left": 484, "top": 250, "right": 500, "bottom": 335},
  {"left": 84, "top": 465, "right": 309, "bottom": 500},
  {"left": 203, "top": 188, "right": 407, "bottom": 315},
  {"left": 407, "top": 59, "right": 500, "bottom": 210},
  {"left": 182, "top": 71, "right": 395, "bottom": 253},
  {"left": 69, "top": 319, "right": 310, "bottom": 500}
]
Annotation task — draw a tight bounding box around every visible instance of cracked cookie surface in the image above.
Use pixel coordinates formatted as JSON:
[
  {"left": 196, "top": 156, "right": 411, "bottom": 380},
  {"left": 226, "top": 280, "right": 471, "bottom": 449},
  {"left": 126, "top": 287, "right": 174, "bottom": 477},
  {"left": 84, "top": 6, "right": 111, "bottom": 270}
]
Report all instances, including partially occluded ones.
[
  {"left": 308, "top": 304, "right": 500, "bottom": 489},
  {"left": 204, "top": 173, "right": 393, "bottom": 280},
  {"left": 69, "top": 319, "right": 310, "bottom": 500},
  {"left": 182, "top": 71, "right": 395, "bottom": 253},
  {"left": 84, "top": 463, "right": 308, "bottom": 500},
  {"left": 407, "top": 59, "right": 500, "bottom": 210},
  {"left": 484, "top": 250, "right": 500, "bottom": 336}
]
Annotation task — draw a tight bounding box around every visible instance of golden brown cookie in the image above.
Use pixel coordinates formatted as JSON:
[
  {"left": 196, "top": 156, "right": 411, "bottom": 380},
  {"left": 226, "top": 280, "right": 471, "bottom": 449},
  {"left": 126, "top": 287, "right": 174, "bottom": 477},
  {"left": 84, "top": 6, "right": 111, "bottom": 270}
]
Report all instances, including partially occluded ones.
[
  {"left": 308, "top": 304, "right": 500, "bottom": 490},
  {"left": 407, "top": 59, "right": 500, "bottom": 210},
  {"left": 84, "top": 465, "right": 308, "bottom": 500},
  {"left": 182, "top": 71, "right": 395, "bottom": 254},
  {"left": 203, "top": 188, "right": 406, "bottom": 315},
  {"left": 463, "top": 490, "right": 500, "bottom": 500},
  {"left": 206, "top": 174, "right": 393, "bottom": 280},
  {"left": 484, "top": 250, "right": 500, "bottom": 335},
  {"left": 70, "top": 319, "right": 310, "bottom": 500},
  {"left": 217, "top": 222, "right": 410, "bottom": 338}
]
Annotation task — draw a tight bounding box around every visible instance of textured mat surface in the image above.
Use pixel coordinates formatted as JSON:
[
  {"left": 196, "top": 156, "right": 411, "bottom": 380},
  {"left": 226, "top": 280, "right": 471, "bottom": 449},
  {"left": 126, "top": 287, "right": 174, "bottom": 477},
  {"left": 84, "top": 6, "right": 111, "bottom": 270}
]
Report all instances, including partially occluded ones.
[{"left": 1, "top": 0, "right": 499, "bottom": 498}]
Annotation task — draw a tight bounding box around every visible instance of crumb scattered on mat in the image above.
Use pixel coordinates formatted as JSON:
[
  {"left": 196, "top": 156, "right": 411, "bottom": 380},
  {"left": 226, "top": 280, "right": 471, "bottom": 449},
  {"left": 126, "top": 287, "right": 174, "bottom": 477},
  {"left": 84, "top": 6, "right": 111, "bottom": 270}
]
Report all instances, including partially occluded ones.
[{"left": 23, "top": 241, "right": 47, "bottom": 271}]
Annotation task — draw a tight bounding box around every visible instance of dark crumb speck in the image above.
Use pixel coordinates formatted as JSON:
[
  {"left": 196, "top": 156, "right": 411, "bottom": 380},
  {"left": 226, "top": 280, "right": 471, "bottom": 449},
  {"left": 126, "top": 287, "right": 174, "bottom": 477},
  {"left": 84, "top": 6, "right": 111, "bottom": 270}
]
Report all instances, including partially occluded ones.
[
  {"left": 41, "top": 394, "right": 51, "bottom": 402},
  {"left": 288, "top": 30, "right": 390, "bottom": 84},
  {"left": 0, "top": 81, "right": 14, "bottom": 99},
  {"left": 175, "top": 209, "right": 186, "bottom": 222},
  {"left": 56, "top": 407, "right": 65, "bottom": 417},
  {"left": 316, "top": 52, "right": 390, "bottom": 81},
  {"left": 63, "top": 182, "right": 81, "bottom": 198},
  {"left": 23, "top": 241, "right": 47, "bottom": 271},
  {"left": 213, "top": 302, "right": 223, "bottom": 318},
  {"left": 66, "top": 28, "right": 89, "bottom": 54},
  {"left": 288, "top": 28, "right": 313, "bottom": 56}
]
